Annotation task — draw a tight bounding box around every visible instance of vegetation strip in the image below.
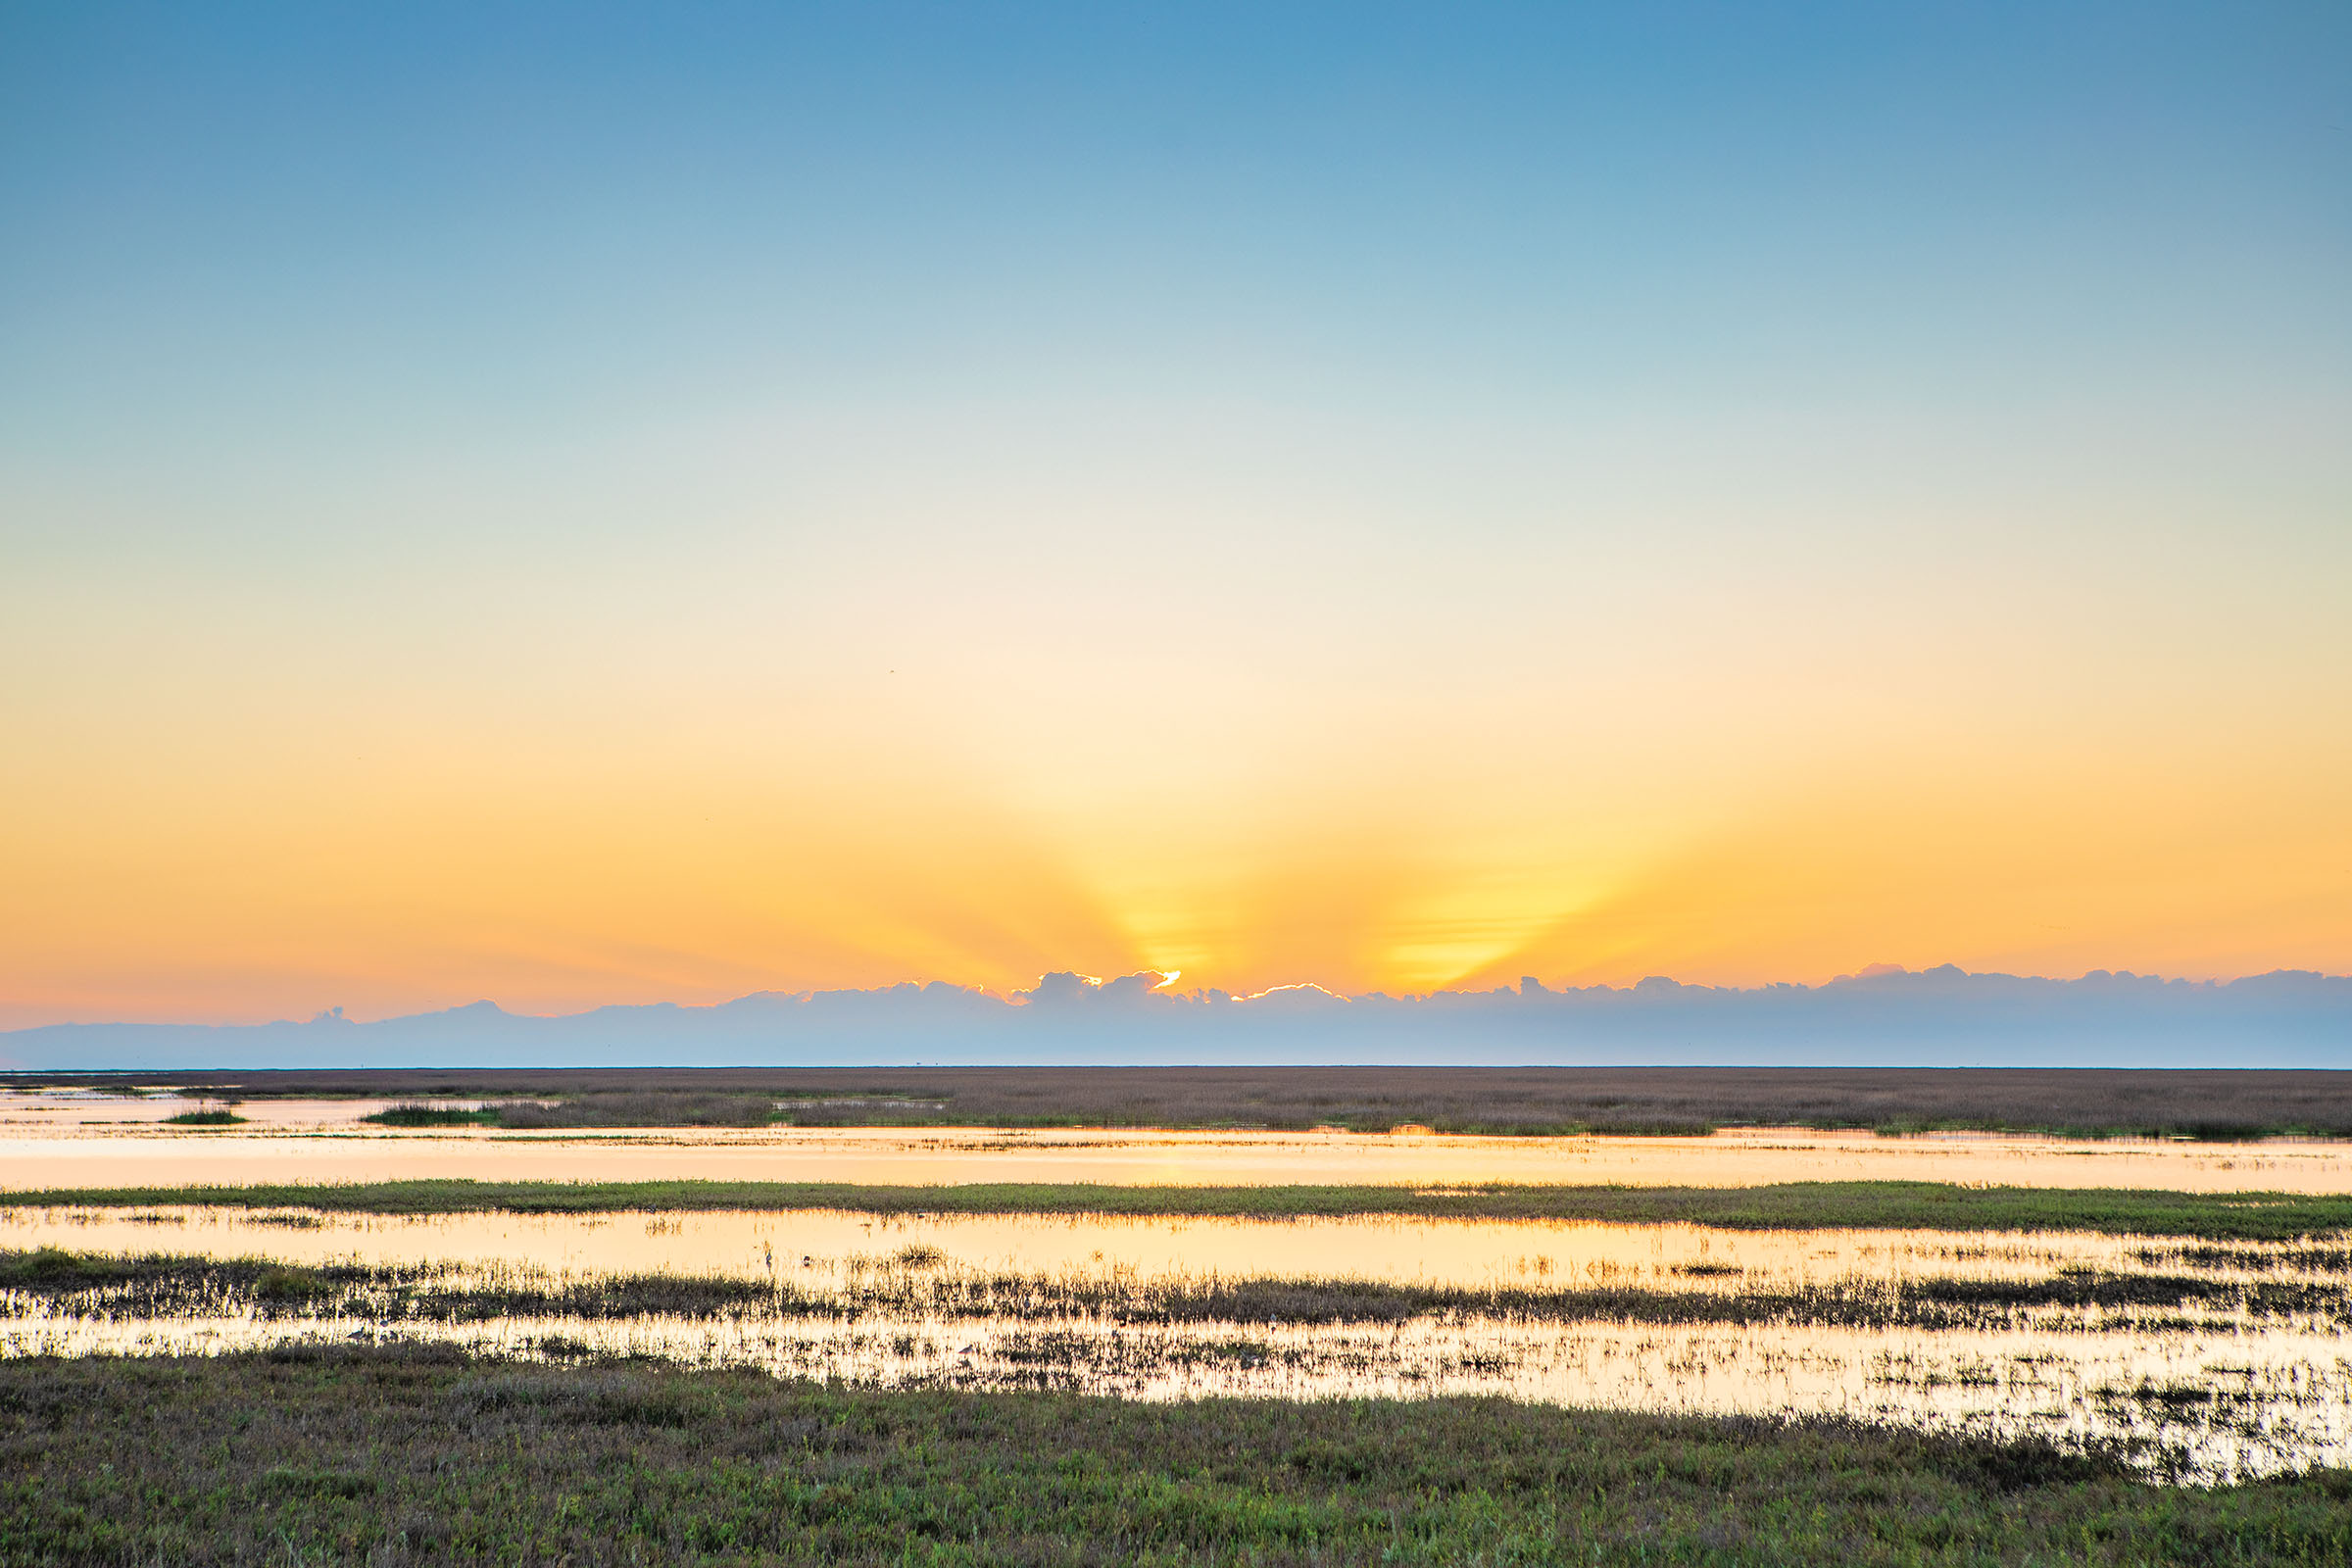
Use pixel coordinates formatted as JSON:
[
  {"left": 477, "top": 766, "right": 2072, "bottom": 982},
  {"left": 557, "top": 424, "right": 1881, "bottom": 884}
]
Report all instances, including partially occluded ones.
[
  {"left": 7, "top": 1178, "right": 2352, "bottom": 1239},
  {"left": 7, "top": 1248, "right": 2347, "bottom": 1331},
  {"left": 24, "top": 1063, "right": 2352, "bottom": 1139},
  {"left": 1, "top": 1348, "right": 2346, "bottom": 1565}
]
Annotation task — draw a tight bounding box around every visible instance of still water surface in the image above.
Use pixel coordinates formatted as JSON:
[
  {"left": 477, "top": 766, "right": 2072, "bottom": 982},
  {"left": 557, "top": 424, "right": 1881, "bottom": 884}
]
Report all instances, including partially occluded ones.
[
  {"left": 3, "top": 1095, "right": 2348, "bottom": 1193},
  {"left": 0, "top": 1204, "right": 2205, "bottom": 1286}
]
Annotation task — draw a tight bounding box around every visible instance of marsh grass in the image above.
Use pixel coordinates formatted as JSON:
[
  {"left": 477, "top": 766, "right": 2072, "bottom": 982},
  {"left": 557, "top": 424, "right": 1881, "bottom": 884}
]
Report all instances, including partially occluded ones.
[
  {"left": 494, "top": 1093, "right": 780, "bottom": 1128},
  {"left": 0, "top": 1348, "right": 2346, "bottom": 1564},
  {"left": 160, "top": 1108, "right": 245, "bottom": 1126},
  {"left": 362, "top": 1104, "right": 501, "bottom": 1127},
  {"left": 8, "top": 1178, "right": 2352, "bottom": 1240},
  {"left": 2137, "top": 1242, "right": 2352, "bottom": 1273},
  {"left": 21, "top": 1064, "right": 2352, "bottom": 1139}
]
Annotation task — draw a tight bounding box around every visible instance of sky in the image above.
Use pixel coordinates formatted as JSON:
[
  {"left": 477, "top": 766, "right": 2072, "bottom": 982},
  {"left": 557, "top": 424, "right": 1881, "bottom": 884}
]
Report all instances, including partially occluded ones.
[{"left": 3, "top": 2, "right": 2348, "bottom": 1028}]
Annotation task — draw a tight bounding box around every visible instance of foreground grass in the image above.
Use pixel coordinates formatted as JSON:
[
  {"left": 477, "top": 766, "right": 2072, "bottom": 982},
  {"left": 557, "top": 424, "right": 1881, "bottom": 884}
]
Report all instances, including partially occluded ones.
[
  {"left": 7, "top": 1178, "right": 2352, "bottom": 1240},
  {"left": 0, "top": 1349, "right": 2345, "bottom": 1566}
]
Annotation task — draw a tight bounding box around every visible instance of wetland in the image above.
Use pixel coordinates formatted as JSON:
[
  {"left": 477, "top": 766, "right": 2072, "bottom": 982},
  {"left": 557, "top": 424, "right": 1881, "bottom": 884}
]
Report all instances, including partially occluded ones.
[
  {"left": 9, "top": 1089, "right": 2352, "bottom": 1197},
  {"left": 5, "top": 1204, "right": 2350, "bottom": 1481},
  {"left": 3, "top": 1097, "right": 2348, "bottom": 1560}
]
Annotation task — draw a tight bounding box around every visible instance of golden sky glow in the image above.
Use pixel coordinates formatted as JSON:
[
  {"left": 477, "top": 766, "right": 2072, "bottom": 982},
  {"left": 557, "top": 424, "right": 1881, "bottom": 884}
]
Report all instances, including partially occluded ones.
[{"left": 6, "top": 497, "right": 2347, "bottom": 1025}]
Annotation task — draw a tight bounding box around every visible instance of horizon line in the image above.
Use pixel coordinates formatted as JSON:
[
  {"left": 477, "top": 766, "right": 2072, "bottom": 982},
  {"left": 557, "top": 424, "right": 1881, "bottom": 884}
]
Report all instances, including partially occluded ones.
[{"left": 13, "top": 960, "right": 2350, "bottom": 1035}]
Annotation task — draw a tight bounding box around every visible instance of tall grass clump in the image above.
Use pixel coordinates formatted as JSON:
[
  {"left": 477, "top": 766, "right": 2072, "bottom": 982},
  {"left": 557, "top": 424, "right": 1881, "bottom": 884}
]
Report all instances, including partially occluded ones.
[{"left": 362, "top": 1104, "right": 499, "bottom": 1128}]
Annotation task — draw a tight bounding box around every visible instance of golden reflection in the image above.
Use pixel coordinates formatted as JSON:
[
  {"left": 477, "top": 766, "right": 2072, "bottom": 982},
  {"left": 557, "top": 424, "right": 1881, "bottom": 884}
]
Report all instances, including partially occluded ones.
[
  {"left": 0, "top": 1206, "right": 2266, "bottom": 1289},
  {"left": 2, "top": 1111, "right": 2350, "bottom": 1194}
]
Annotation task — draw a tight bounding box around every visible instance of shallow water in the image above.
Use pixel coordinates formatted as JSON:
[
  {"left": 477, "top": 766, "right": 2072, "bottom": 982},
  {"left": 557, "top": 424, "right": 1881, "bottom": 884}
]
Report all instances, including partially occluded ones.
[
  {"left": 0, "top": 1204, "right": 2203, "bottom": 1289},
  {"left": 5, "top": 1204, "right": 2347, "bottom": 1480},
  {"left": 0, "top": 1093, "right": 439, "bottom": 1130},
  {"left": 3, "top": 1102, "right": 2349, "bottom": 1193}
]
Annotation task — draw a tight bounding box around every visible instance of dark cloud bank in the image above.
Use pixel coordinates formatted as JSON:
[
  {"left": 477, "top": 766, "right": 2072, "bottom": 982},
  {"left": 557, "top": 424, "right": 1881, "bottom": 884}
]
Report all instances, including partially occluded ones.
[{"left": 5, "top": 966, "right": 2347, "bottom": 1070}]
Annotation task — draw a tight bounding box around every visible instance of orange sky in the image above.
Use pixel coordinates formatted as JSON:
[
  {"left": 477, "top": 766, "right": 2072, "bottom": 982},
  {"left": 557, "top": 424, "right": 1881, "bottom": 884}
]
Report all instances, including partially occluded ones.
[{"left": 6, "top": 560, "right": 2347, "bottom": 1025}]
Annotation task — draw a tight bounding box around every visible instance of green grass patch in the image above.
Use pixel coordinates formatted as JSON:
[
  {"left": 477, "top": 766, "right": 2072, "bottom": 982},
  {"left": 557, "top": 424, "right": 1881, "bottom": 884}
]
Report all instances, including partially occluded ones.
[
  {"left": 0, "top": 1247, "right": 112, "bottom": 1288},
  {"left": 0, "top": 1348, "right": 2345, "bottom": 1564},
  {"left": 160, "top": 1109, "right": 246, "bottom": 1126},
  {"left": 4, "top": 1178, "right": 2349, "bottom": 1240}
]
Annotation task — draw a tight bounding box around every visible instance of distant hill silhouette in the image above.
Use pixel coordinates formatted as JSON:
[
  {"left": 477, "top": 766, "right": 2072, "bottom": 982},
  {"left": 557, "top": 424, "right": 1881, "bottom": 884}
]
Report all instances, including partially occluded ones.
[{"left": 4, "top": 966, "right": 2346, "bottom": 1069}]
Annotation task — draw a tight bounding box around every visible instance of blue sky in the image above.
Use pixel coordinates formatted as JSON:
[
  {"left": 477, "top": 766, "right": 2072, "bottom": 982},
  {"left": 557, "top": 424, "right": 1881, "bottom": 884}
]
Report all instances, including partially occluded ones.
[{"left": 11, "top": 3, "right": 2342, "bottom": 460}]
